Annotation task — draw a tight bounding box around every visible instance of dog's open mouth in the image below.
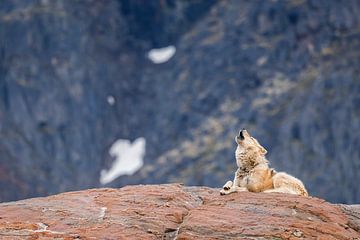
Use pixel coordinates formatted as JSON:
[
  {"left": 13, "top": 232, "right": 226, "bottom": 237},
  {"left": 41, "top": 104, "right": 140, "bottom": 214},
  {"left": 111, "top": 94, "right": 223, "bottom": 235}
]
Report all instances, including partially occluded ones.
[{"left": 237, "top": 129, "right": 245, "bottom": 140}]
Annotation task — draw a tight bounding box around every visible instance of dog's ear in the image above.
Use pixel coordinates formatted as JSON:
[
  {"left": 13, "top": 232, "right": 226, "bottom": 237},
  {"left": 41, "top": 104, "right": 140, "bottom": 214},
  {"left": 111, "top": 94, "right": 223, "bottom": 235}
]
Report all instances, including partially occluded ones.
[
  {"left": 252, "top": 137, "right": 267, "bottom": 155},
  {"left": 259, "top": 145, "right": 267, "bottom": 155}
]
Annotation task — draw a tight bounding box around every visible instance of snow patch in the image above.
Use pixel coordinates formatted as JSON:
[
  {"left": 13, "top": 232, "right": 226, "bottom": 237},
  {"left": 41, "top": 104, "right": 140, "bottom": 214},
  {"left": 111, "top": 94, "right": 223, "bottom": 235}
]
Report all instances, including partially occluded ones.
[
  {"left": 107, "top": 95, "right": 115, "bottom": 105},
  {"left": 148, "top": 46, "right": 176, "bottom": 64},
  {"left": 100, "top": 137, "right": 146, "bottom": 185}
]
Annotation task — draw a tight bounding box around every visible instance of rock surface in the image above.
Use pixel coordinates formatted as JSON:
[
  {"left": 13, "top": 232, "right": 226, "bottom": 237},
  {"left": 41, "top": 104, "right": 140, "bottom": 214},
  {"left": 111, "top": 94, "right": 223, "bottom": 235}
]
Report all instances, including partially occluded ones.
[
  {"left": 0, "top": 184, "right": 359, "bottom": 239},
  {"left": 0, "top": 0, "right": 360, "bottom": 203}
]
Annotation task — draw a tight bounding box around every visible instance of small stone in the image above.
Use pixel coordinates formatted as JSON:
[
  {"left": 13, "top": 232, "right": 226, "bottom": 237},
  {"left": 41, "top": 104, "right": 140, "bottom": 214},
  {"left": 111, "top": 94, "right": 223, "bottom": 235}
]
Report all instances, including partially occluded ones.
[{"left": 293, "top": 229, "right": 303, "bottom": 237}]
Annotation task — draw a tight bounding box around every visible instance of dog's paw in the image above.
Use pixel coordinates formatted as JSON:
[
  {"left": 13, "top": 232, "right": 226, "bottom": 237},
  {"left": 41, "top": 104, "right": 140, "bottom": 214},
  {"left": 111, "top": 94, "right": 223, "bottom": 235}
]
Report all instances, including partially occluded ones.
[
  {"left": 220, "top": 189, "right": 230, "bottom": 195},
  {"left": 223, "top": 180, "right": 233, "bottom": 191}
]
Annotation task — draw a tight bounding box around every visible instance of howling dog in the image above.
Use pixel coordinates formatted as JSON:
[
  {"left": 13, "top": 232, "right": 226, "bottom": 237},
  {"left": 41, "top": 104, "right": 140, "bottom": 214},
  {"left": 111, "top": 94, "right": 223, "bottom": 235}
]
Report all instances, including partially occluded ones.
[{"left": 220, "top": 129, "right": 308, "bottom": 196}]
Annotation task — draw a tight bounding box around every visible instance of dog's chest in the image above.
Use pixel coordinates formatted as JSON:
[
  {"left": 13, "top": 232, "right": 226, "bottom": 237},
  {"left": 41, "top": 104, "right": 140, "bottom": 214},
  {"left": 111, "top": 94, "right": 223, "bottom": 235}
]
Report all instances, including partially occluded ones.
[{"left": 236, "top": 168, "right": 250, "bottom": 187}]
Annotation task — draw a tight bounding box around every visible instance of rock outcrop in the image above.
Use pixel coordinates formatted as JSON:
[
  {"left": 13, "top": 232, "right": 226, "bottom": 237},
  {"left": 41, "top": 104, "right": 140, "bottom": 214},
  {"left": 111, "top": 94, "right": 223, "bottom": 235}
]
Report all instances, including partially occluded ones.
[
  {"left": 0, "top": 0, "right": 359, "bottom": 204},
  {"left": 0, "top": 184, "right": 359, "bottom": 239}
]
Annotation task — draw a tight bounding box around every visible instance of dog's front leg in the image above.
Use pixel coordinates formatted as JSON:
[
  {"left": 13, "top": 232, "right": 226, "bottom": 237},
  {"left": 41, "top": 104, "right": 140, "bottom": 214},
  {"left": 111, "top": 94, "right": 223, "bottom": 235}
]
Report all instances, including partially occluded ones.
[
  {"left": 221, "top": 168, "right": 239, "bottom": 191},
  {"left": 220, "top": 169, "right": 247, "bottom": 195},
  {"left": 220, "top": 186, "right": 248, "bottom": 195}
]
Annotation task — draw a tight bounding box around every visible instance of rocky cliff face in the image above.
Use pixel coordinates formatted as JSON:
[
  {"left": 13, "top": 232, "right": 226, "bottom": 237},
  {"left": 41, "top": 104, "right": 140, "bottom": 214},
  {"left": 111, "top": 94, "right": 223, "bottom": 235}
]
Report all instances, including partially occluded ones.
[
  {"left": 0, "top": 0, "right": 359, "bottom": 203},
  {"left": 0, "top": 184, "right": 359, "bottom": 239}
]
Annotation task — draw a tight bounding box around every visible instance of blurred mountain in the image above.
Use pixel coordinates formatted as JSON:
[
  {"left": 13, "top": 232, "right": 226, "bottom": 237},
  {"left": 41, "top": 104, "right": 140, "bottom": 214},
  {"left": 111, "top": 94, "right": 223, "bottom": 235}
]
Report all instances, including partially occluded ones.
[{"left": 0, "top": 0, "right": 359, "bottom": 203}]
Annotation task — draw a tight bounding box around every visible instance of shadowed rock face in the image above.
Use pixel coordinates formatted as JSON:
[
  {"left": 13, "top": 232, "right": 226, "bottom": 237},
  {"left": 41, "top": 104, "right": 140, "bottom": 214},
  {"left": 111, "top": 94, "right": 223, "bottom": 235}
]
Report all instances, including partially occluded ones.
[
  {"left": 0, "top": 0, "right": 216, "bottom": 202},
  {"left": 0, "top": 0, "right": 360, "bottom": 203},
  {"left": 0, "top": 184, "right": 359, "bottom": 239}
]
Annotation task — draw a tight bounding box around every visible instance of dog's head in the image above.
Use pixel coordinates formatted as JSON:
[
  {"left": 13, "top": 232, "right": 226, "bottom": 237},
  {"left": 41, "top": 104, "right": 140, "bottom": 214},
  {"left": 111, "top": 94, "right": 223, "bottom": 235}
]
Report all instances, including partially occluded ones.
[{"left": 235, "top": 129, "right": 267, "bottom": 156}]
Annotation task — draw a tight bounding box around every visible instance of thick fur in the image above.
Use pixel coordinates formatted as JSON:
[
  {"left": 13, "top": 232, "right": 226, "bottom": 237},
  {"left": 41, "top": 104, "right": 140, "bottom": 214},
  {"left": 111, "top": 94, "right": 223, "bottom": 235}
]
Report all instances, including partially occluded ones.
[{"left": 220, "top": 130, "right": 308, "bottom": 196}]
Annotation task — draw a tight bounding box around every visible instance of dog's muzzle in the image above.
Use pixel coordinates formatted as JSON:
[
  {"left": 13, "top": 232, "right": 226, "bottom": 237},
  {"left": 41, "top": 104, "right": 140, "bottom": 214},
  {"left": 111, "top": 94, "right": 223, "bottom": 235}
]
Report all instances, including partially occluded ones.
[{"left": 237, "top": 129, "right": 245, "bottom": 140}]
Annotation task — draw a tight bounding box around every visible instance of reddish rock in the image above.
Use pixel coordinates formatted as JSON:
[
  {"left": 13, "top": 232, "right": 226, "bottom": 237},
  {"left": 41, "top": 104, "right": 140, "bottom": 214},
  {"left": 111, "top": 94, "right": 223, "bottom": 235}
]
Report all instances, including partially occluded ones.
[{"left": 0, "top": 184, "right": 358, "bottom": 239}]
